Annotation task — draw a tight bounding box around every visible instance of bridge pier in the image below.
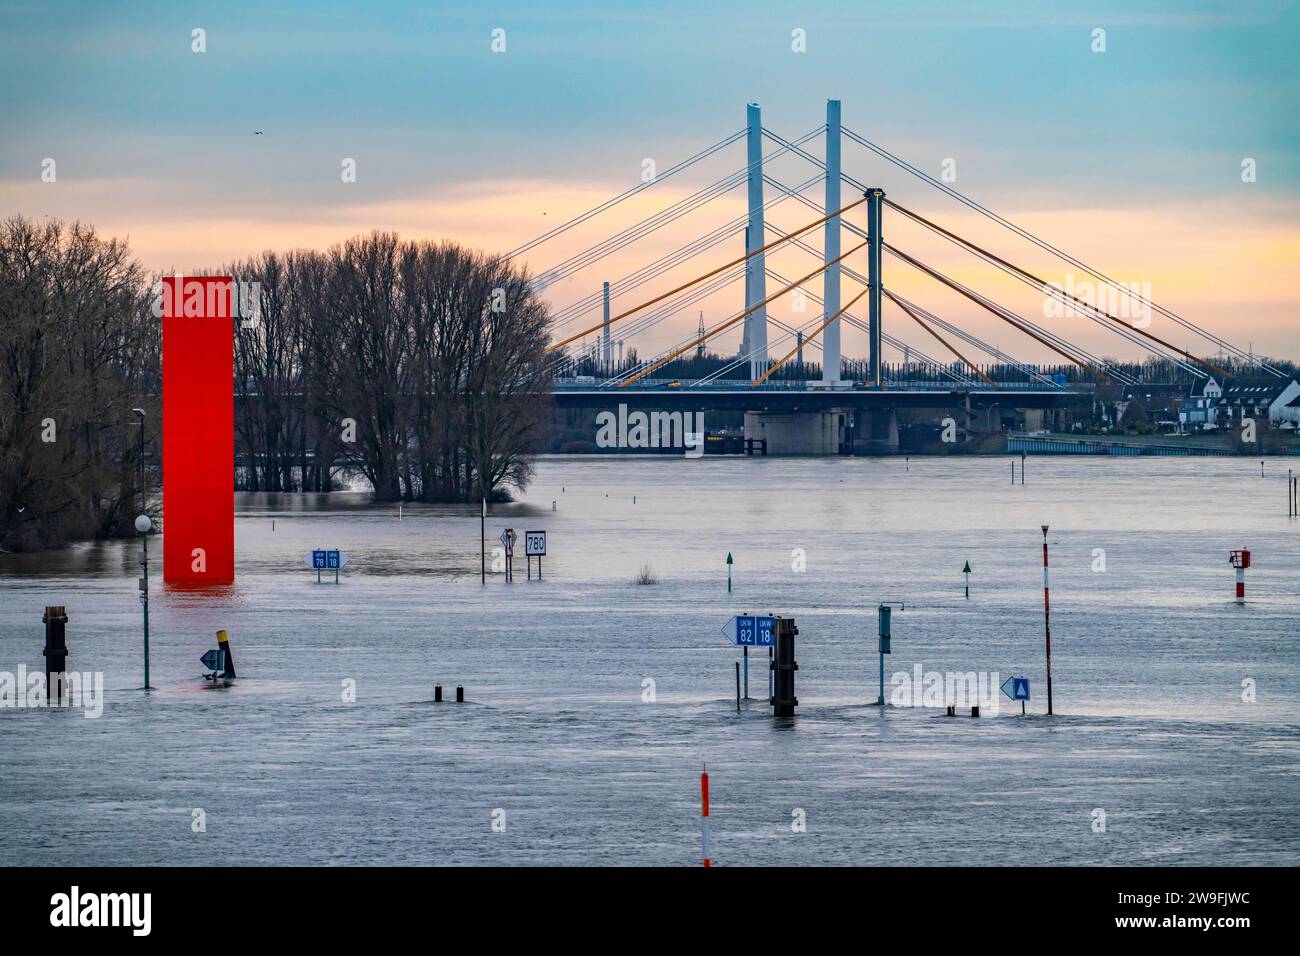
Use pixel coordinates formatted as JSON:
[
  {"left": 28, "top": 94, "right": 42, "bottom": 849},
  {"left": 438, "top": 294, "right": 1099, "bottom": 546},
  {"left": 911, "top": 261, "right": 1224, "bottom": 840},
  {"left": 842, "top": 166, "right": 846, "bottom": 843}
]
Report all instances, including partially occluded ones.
[
  {"left": 742, "top": 407, "right": 899, "bottom": 455},
  {"left": 744, "top": 409, "right": 850, "bottom": 455},
  {"left": 853, "top": 408, "right": 900, "bottom": 456}
]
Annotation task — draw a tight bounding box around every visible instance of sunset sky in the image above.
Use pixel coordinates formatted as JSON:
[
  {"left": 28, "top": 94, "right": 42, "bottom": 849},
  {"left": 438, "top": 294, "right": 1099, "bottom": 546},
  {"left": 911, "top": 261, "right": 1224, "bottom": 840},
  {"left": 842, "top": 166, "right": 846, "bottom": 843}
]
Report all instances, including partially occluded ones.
[{"left": 2, "top": 0, "right": 1297, "bottom": 364}]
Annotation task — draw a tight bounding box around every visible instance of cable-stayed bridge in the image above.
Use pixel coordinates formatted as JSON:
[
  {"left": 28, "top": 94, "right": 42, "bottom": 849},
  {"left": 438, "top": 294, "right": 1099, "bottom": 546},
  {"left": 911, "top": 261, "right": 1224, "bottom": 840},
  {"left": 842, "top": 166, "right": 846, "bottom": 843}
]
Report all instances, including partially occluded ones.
[{"left": 516, "top": 102, "right": 1277, "bottom": 453}]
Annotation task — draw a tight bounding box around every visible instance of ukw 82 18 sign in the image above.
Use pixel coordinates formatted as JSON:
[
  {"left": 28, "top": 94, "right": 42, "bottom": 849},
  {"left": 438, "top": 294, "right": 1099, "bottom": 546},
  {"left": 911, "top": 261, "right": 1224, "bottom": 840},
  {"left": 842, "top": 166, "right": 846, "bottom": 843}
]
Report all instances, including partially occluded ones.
[{"left": 721, "top": 615, "right": 776, "bottom": 647}]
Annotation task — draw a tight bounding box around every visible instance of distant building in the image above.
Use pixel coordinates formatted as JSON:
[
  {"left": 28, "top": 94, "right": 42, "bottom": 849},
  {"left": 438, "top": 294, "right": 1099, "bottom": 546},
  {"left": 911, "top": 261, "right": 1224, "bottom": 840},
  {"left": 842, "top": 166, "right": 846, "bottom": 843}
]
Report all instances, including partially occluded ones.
[
  {"left": 1179, "top": 376, "right": 1300, "bottom": 431},
  {"left": 1281, "top": 394, "right": 1300, "bottom": 429},
  {"left": 1217, "top": 377, "right": 1300, "bottom": 427},
  {"left": 1179, "top": 377, "right": 1222, "bottom": 430}
]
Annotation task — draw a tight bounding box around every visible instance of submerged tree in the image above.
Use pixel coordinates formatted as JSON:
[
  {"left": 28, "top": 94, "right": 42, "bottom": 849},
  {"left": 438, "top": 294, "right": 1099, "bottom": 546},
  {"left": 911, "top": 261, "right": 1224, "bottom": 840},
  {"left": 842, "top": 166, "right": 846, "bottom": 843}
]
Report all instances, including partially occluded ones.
[
  {"left": 0, "top": 217, "right": 553, "bottom": 552},
  {"left": 0, "top": 216, "right": 157, "bottom": 551},
  {"left": 229, "top": 232, "right": 553, "bottom": 502}
]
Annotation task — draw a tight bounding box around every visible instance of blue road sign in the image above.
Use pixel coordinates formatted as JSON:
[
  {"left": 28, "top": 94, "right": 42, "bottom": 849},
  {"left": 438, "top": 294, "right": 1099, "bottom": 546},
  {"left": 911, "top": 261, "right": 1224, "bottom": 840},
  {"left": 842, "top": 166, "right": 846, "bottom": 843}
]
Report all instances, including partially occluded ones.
[
  {"left": 1001, "top": 676, "right": 1031, "bottom": 701},
  {"left": 307, "top": 549, "right": 349, "bottom": 570},
  {"left": 722, "top": 615, "right": 776, "bottom": 647}
]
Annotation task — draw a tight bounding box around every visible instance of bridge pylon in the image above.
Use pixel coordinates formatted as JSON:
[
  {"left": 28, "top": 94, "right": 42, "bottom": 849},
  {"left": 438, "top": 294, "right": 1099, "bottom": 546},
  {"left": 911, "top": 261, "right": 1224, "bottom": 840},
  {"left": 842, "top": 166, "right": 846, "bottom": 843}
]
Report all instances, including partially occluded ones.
[
  {"left": 866, "top": 186, "right": 885, "bottom": 387},
  {"left": 822, "top": 99, "right": 844, "bottom": 385},
  {"left": 745, "top": 103, "right": 768, "bottom": 380}
]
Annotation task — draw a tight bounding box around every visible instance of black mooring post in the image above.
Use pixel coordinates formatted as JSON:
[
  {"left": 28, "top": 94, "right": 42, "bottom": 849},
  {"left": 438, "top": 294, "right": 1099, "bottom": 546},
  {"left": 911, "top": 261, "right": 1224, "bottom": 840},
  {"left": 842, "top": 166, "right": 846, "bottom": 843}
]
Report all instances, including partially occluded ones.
[
  {"left": 456, "top": 685, "right": 464, "bottom": 703},
  {"left": 42, "top": 606, "right": 68, "bottom": 705},
  {"left": 434, "top": 684, "right": 442, "bottom": 703},
  {"left": 772, "top": 617, "right": 799, "bottom": 718}
]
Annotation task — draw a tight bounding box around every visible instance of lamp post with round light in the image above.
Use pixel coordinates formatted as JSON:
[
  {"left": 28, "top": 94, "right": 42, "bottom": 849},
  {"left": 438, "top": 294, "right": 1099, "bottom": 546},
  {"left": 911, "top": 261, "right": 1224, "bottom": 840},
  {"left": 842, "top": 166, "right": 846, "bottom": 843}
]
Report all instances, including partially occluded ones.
[{"left": 135, "top": 513, "right": 153, "bottom": 690}]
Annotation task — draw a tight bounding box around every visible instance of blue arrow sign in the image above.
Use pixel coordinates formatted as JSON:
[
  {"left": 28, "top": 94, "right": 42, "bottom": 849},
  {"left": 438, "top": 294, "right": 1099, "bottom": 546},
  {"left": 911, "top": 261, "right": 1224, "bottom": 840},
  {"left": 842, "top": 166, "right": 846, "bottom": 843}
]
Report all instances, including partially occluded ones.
[
  {"left": 200, "top": 649, "right": 225, "bottom": 672},
  {"left": 1001, "top": 676, "right": 1031, "bottom": 701},
  {"left": 721, "top": 615, "right": 776, "bottom": 647}
]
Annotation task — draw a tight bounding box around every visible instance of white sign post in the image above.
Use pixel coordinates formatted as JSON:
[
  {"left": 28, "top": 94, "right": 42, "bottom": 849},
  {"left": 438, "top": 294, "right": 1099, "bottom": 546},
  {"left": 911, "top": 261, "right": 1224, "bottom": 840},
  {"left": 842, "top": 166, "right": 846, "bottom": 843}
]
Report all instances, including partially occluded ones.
[{"left": 525, "top": 530, "right": 547, "bottom": 579}]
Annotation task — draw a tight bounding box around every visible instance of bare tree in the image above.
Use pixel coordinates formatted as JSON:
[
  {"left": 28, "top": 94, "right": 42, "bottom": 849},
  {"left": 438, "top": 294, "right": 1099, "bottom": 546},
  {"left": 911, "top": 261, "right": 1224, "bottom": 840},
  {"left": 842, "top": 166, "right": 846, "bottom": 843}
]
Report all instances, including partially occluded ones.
[{"left": 0, "top": 216, "right": 155, "bottom": 550}]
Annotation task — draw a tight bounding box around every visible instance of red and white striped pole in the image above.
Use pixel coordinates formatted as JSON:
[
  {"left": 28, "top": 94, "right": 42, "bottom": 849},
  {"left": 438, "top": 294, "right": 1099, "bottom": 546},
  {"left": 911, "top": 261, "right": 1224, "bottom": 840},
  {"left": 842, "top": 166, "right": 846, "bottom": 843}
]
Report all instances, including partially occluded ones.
[
  {"left": 1231, "top": 549, "right": 1250, "bottom": 605},
  {"left": 1041, "top": 524, "right": 1054, "bottom": 716},
  {"left": 701, "top": 764, "right": 711, "bottom": 867}
]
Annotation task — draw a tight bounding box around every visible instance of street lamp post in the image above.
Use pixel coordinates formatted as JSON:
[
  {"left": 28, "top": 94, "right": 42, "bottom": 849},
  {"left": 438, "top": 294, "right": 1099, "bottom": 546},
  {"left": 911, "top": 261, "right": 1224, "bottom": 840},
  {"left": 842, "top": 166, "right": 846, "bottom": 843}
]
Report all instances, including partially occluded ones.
[
  {"left": 135, "top": 514, "right": 153, "bottom": 690},
  {"left": 132, "top": 408, "right": 146, "bottom": 515}
]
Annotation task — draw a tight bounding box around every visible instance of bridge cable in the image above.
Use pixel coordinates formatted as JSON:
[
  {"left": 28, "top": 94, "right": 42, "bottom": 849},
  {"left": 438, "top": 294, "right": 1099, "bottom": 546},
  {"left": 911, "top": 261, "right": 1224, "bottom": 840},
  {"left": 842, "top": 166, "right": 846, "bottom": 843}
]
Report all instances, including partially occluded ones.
[
  {"left": 618, "top": 238, "right": 871, "bottom": 385},
  {"left": 879, "top": 244, "right": 1141, "bottom": 384},
  {"left": 759, "top": 194, "right": 1018, "bottom": 386},
  {"left": 884, "top": 199, "right": 1230, "bottom": 379},
  {"left": 887, "top": 294, "right": 1063, "bottom": 389},
  {"left": 753, "top": 288, "right": 871, "bottom": 385},
  {"left": 883, "top": 290, "right": 996, "bottom": 386},
  {"left": 531, "top": 128, "right": 822, "bottom": 292},
  {"left": 762, "top": 264, "right": 979, "bottom": 387},
  {"left": 873, "top": 202, "right": 1186, "bottom": 379},
  {"left": 885, "top": 243, "right": 1115, "bottom": 379},
  {"left": 549, "top": 172, "right": 823, "bottom": 331},
  {"left": 554, "top": 266, "right": 748, "bottom": 383},
  {"left": 842, "top": 126, "right": 1279, "bottom": 375},
  {"left": 503, "top": 129, "right": 744, "bottom": 261},
  {"left": 694, "top": 313, "right": 830, "bottom": 387},
  {"left": 544, "top": 195, "right": 870, "bottom": 354},
  {"left": 885, "top": 246, "right": 1136, "bottom": 385},
  {"left": 762, "top": 127, "right": 870, "bottom": 194}
]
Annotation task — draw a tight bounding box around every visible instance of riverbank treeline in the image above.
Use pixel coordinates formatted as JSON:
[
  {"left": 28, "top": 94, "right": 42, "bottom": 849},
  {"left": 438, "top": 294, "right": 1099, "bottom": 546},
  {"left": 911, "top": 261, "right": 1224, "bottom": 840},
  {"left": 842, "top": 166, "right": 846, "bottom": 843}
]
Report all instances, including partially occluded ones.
[{"left": 0, "top": 216, "right": 552, "bottom": 552}]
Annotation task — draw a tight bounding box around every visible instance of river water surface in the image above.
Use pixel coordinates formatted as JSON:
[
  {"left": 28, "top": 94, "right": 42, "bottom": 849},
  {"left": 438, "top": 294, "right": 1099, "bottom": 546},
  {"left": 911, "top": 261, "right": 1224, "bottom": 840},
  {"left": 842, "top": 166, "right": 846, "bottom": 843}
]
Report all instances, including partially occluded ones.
[{"left": 2, "top": 455, "right": 1297, "bottom": 865}]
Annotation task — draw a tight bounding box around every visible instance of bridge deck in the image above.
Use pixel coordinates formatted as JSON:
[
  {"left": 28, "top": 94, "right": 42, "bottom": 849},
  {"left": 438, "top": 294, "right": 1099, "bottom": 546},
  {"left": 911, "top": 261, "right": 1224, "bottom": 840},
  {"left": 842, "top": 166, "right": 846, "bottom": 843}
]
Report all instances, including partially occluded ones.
[{"left": 552, "top": 383, "right": 1086, "bottom": 411}]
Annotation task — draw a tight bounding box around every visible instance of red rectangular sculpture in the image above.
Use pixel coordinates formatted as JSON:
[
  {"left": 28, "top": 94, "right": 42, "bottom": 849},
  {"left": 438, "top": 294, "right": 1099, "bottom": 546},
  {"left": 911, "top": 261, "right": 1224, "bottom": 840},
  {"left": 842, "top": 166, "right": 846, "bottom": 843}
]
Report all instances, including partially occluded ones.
[{"left": 162, "top": 276, "right": 234, "bottom": 583}]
